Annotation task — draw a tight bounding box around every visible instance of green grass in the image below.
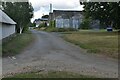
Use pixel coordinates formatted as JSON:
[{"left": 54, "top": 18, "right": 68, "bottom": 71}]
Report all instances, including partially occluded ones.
[
  {"left": 62, "top": 30, "right": 118, "bottom": 58},
  {"left": 2, "top": 31, "right": 34, "bottom": 57},
  {"left": 0, "top": 46, "right": 2, "bottom": 57},
  {"left": 44, "top": 27, "right": 77, "bottom": 32},
  {"left": 5, "top": 71, "right": 92, "bottom": 78}
]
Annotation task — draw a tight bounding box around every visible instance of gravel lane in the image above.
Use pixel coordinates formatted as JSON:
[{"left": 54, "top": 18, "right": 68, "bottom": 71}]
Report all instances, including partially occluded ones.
[{"left": 2, "top": 30, "right": 118, "bottom": 78}]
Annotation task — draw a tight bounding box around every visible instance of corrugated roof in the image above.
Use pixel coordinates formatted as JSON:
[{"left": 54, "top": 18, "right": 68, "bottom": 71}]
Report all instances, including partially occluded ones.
[{"left": 0, "top": 10, "right": 16, "bottom": 24}]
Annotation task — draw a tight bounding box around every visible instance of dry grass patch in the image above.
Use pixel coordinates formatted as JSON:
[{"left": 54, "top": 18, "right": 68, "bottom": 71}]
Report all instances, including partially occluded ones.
[{"left": 63, "top": 31, "right": 118, "bottom": 58}]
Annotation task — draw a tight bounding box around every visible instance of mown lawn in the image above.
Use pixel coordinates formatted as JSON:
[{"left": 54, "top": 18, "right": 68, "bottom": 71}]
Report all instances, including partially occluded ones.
[
  {"left": 62, "top": 30, "right": 118, "bottom": 58},
  {"left": 4, "top": 71, "right": 92, "bottom": 78},
  {"left": 2, "top": 31, "right": 34, "bottom": 57}
]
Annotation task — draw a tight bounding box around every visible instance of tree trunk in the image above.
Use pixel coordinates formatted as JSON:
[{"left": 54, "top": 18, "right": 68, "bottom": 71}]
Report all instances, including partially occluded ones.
[
  {"left": 20, "top": 27, "right": 23, "bottom": 34},
  {"left": 110, "top": 21, "right": 113, "bottom": 28}
]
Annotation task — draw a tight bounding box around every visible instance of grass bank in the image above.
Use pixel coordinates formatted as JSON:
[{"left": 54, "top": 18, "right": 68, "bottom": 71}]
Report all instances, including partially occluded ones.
[
  {"left": 2, "top": 31, "right": 34, "bottom": 57},
  {"left": 62, "top": 30, "right": 118, "bottom": 58},
  {"left": 43, "top": 27, "right": 77, "bottom": 32},
  {"left": 4, "top": 71, "right": 92, "bottom": 78}
]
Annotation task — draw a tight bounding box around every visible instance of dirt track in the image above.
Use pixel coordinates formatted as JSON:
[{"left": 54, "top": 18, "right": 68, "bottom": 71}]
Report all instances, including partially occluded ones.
[{"left": 2, "top": 30, "right": 118, "bottom": 78}]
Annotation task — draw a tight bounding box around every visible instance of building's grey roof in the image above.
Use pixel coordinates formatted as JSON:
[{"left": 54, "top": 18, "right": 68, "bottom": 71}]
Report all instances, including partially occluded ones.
[
  {"left": 53, "top": 10, "right": 83, "bottom": 19},
  {"left": 0, "top": 10, "right": 16, "bottom": 24},
  {"left": 53, "top": 10, "right": 83, "bottom": 13}
]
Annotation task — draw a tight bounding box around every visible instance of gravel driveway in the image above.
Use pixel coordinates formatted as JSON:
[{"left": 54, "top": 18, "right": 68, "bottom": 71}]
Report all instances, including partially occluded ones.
[{"left": 2, "top": 30, "right": 118, "bottom": 78}]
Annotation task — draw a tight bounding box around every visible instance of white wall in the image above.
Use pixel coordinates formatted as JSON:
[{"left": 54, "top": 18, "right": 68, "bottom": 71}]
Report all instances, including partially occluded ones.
[
  {"left": 72, "top": 19, "right": 79, "bottom": 29},
  {"left": 0, "top": 23, "right": 2, "bottom": 40},
  {"left": 56, "top": 18, "right": 63, "bottom": 28},
  {"left": 63, "top": 19, "right": 70, "bottom": 28},
  {"left": 1, "top": 23, "right": 15, "bottom": 40}
]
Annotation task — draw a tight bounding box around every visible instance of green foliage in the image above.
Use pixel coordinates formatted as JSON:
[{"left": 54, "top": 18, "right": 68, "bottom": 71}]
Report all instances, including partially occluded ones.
[
  {"left": 22, "top": 26, "right": 29, "bottom": 33},
  {"left": 79, "top": 18, "right": 91, "bottom": 29},
  {"left": 2, "top": 31, "right": 34, "bottom": 57},
  {"left": 2, "top": 2, "right": 34, "bottom": 33},
  {"left": 80, "top": 2, "right": 120, "bottom": 29},
  {"left": 38, "top": 22, "right": 47, "bottom": 28},
  {"left": 29, "top": 22, "right": 36, "bottom": 27},
  {"left": 45, "top": 27, "right": 77, "bottom": 32},
  {"left": 49, "top": 20, "right": 55, "bottom": 28},
  {"left": 5, "top": 71, "right": 92, "bottom": 78},
  {"left": 41, "top": 15, "right": 49, "bottom": 18}
]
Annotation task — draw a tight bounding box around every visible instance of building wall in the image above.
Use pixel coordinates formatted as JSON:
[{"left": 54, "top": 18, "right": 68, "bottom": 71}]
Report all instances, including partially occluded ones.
[
  {"left": 63, "top": 19, "right": 70, "bottom": 28},
  {"left": 56, "top": 18, "right": 63, "bottom": 28},
  {"left": 53, "top": 11, "right": 83, "bottom": 29},
  {"left": 0, "top": 23, "right": 2, "bottom": 40},
  {"left": 1, "top": 23, "right": 15, "bottom": 40},
  {"left": 72, "top": 19, "right": 79, "bottom": 29},
  {"left": 55, "top": 17, "right": 82, "bottom": 29}
]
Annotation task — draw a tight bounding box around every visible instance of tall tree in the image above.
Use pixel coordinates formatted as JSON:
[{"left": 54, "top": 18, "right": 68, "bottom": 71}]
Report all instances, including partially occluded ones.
[
  {"left": 2, "top": 2, "right": 34, "bottom": 33},
  {"left": 41, "top": 15, "right": 49, "bottom": 18},
  {"left": 80, "top": 1, "right": 120, "bottom": 29}
]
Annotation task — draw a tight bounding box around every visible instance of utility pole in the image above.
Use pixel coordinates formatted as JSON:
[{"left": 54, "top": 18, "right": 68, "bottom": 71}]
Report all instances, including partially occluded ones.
[{"left": 50, "top": 3, "right": 52, "bottom": 13}]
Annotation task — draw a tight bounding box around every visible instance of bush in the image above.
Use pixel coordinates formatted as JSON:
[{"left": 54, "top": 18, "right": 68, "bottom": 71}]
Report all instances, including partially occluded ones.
[
  {"left": 44, "top": 27, "right": 56, "bottom": 32},
  {"left": 49, "top": 20, "right": 55, "bottom": 28},
  {"left": 79, "top": 19, "right": 91, "bottom": 29},
  {"left": 38, "top": 23, "right": 47, "bottom": 28},
  {"left": 45, "top": 27, "right": 77, "bottom": 32},
  {"left": 22, "top": 26, "right": 29, "bottom": 33}
]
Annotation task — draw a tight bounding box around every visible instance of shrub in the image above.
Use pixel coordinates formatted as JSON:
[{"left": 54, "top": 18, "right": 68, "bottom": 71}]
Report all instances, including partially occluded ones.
[
  {"left": 45, "top": 27, "right": 77, "bottom": 32},
  {"left": 49, "top": 20, "right": 55, "bottom": 28},
  {"left": 79, "top": 19, "right": 91, "bottom": 29},
  {"left": 38, "top": 23, "right": 46, "bottom": 28}
]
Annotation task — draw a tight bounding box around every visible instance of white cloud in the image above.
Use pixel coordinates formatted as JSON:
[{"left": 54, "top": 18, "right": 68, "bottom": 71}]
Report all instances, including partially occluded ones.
[{"left": 29, "top": 0, "right": 84, "bottom": 22}]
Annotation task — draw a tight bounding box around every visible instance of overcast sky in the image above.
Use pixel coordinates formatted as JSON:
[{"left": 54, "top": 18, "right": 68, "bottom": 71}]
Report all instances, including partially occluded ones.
[{"left": 29, "top": 0, "right": 84, "bottom": 22}]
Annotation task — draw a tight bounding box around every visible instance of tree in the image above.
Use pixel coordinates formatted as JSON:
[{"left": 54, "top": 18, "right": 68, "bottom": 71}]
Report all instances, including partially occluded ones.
[
  {"left": 41, "top": 15, "right": 49, "bottom": 18},
  {"left": 2, "top": 2, "right": 34, "bottom": 33},
  {"left": 79, "top": 18, "right": 91, "bottom": 29},
  {"left": 80, "top": 1, "right": 120, "bottom": 29},
  {"left": 29, "top": 22, "right": 36, "bottom": 27}
]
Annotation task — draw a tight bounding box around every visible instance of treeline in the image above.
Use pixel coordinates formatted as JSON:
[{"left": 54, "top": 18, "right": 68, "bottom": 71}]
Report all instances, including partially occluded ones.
[
  {"left": 80, "top": 1, "right": 120, "bottom": 29},
  {"left": 2, "top": 2, "right": 34, "bottom": 33}
]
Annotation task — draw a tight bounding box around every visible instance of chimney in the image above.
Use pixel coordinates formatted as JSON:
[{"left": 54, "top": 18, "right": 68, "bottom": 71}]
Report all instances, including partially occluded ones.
[{"left": 50, "top": 3, "right": 52, "bottom": 13}]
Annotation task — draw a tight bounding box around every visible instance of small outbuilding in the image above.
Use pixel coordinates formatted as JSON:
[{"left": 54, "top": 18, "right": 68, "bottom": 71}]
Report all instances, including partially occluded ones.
[{"left": 0, "top": 10, "right": 16, "bottom": 40}]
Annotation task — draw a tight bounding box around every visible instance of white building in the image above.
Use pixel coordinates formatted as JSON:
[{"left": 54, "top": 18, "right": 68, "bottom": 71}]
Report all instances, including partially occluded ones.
[
  {"left": 51, "top": 10, "right": 83, "bottom": 29},
  {"left": 34, "top": 18, "right": 48, "bottom": 27},
  {"left": 0, "top": 10, "right": 16, "bottom": 40}
]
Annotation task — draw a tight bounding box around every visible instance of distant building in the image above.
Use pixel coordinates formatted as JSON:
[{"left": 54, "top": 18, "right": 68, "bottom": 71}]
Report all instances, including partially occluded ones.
[
  {"left": 0, "top": 10, "right": 16, "bottom": 40},
  {"left": 34, "top": 18, "right": 48, "bottom": 27},
  {"left": 49, "top": 10, "right": 84, "bottom": 29},
  {"left": 34, "top": 19, "right": 41, "bottom": 27}
]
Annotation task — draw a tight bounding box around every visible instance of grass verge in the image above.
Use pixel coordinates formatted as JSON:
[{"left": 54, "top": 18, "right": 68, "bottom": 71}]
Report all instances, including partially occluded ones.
[
  {"left": 4, "top": 71, "right": 92, "bottom": 78},
  {"left": 37, "top": 27, "right": 77, "bottom": 32},
  {"left": 62, "top": 30, "right": 118, "bottom": 58},
  {"left": 2, "top": 31, "right": 34, "bottom": 57}
]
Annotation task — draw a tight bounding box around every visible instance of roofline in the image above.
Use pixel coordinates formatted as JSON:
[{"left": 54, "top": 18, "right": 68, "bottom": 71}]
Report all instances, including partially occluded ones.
[
  {"left": 53, "top": 10, "right": 83, "bottom": 12},
  {"left": 0, "top": 22, "right": 16, "bottom": 25},
  {"left": 0, "top": 10, "right": 17, "bottom": 24},
  {"left": 0, "top": 21, "right": 17, "bottom": 24}
]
